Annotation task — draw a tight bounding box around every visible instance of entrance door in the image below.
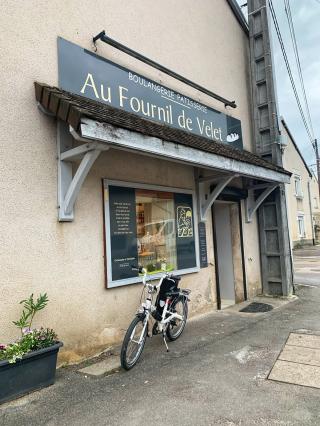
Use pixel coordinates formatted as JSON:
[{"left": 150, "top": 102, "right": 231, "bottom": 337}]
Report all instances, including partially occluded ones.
[
  {"left": 212, "top": 201, "right": 246, "bottom": 309},
  {"left": 213, "top": 203, "right": 235, "bottom": 308}
]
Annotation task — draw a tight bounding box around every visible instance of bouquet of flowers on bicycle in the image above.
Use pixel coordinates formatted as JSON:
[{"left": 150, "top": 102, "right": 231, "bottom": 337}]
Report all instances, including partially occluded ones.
[{"left": 120, "top": 265, "right": 191, "bottom": 370}]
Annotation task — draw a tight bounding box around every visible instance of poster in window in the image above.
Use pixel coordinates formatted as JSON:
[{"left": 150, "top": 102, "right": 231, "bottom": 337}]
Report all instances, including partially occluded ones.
[
  {"left": 174, "top": 193, "right": 196, "bottom": 270},
  {"left": 109, "top": 186, "right": 138, "bottom": 281}
]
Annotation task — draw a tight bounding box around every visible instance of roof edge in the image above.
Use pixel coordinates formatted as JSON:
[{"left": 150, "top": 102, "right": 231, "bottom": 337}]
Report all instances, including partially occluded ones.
[
  {"left": 34, "top": 81, "right": 291, "bottom": 177},
  {"left": 226, "top": 0, "right": 249, "bottom": 35}
]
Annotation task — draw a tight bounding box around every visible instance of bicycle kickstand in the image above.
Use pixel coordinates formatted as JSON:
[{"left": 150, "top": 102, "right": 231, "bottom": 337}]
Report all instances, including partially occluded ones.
[{"left": 162, "top": 331, "right": 169, "bottom": 352}]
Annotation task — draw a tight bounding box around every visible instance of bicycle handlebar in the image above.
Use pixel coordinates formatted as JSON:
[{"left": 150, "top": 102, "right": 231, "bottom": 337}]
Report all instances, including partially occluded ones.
[
  {"left": 131, "top": 265, "right": 171, "bottom": 289},
  {"left": 131, "top": 265, "right": 145, "bottom": 274}
]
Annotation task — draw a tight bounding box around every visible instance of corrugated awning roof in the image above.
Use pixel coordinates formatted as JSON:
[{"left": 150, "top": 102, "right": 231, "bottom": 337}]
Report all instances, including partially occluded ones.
[{"left": 35, "top": 82, "right": 290, "bottom": 178}]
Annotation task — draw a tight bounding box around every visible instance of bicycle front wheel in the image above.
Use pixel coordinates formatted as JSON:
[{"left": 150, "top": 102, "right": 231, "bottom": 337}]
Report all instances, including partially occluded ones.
[{"left": 120, "top": 315, "right": 147, "bottom": 370}]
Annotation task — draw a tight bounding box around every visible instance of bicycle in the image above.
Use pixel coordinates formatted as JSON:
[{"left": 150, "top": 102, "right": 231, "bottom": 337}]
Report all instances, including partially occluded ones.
[{"left": 120, "top": 266, "right": 191, "bottom": 370}]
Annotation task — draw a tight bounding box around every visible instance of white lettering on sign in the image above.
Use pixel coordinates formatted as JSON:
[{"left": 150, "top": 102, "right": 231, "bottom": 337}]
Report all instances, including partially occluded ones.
[
  {"left": 80, "top": 72, "right": 112, "bottom": 103},
  {"left": 196, "top": 118, "right": 223, "bottom": 141},
  {"left": 113, "top": 202, "right": 132, "bottom": 235},
  {"left": 79, "top": 73, "right": 224, "bottom": 142},
  {"left": 59, "top": 37, "right": 243, "bottom": 148},
  {"left": 118, "top": 85, "right": 174, "bottom": 125}
]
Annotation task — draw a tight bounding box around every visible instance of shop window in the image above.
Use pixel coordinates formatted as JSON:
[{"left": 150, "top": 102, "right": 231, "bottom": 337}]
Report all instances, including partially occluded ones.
[
  {"left": 294, "top": 175, "right": 303, "bottom": 198},
  {"left": 136, "top": 189, "right": 177, "bottom": 274},
  {"left": 104, "top": 181, "right": 198, "bottom": 287},
  {"left": 297, "top": 215, "right": 305, "bottom": 238}
]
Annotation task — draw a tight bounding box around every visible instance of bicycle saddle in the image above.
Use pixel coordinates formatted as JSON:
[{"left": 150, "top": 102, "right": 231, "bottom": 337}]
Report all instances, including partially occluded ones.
[
  {"left": 165, "top": 290, "right": 180, "bottom": 297},
  {"left": 170, "top": 275, "right": 181, "bottom": 282}
]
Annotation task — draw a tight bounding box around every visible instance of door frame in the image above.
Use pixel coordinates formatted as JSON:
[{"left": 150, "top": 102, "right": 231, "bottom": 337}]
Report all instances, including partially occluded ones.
[{"left": 212, "top": 199, "right": 247, "bottom": 310}]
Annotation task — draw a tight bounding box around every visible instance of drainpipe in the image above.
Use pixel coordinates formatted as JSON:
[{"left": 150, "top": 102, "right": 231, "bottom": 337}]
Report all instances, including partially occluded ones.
[{"left": 307, "top": 180, "right": 315, "bottom": 245}]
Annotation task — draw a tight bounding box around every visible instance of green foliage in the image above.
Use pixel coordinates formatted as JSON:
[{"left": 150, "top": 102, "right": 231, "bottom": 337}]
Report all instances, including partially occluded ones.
[
  {"left": 0, "top": 328, "right": 57, "bottom": 364},
  {"left": 293, "top": 242, "right": 303, "bottom": 250},
  {"left": 0, "top": 343, "right": 25, "bottom": 364},
  {"left": 12, "top": 310, "right": 30, "bottom": 331},
  {"left": 32, "top": 328, "right": 57, "bottom": 349},
  {"left": 146, "top": 263, "right": 156, "bottom": 272},
  {"left": 0, "top": 293, "right": 58, "bottom": 364},
  {"left": 12, "top": 293, "right": 49, "bottom": 334}
]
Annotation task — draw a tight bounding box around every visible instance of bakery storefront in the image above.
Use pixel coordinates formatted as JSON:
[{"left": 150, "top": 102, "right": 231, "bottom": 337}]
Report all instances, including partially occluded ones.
[{"left": 35, "top": 35, "right": 290, "bottom": 355}]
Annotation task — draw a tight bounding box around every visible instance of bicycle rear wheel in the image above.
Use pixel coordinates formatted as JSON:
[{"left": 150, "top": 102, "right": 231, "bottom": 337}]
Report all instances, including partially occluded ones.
[
  {"left": 166, "top": 297, "right": 188, "bottom": 341},
  {"left": 120, "top": 315, "right": 147, "bottom": 370}
]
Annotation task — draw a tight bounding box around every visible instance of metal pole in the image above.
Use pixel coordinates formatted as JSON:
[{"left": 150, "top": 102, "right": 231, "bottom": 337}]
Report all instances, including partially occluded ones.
[
  {"left": 314, "top": 139, "right": 320, "bottom": 198},
  {"left": 307, "top": 181, "right": 315, "bottom": 245},
  {"left": 93, "top": 31, "right": 237, "bottom": 109}
]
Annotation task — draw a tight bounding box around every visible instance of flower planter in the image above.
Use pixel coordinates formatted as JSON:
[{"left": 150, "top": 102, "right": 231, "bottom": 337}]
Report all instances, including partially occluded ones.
[{"left": 0, "top": 342, "right": 63, "bottom": 404}]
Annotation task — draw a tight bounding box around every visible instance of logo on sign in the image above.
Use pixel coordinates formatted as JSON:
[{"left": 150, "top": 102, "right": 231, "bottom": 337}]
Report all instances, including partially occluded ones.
[
  {"left": 177, "top": 206, "right": 193, "bottom": 238},
  {"left": 226, "top": 133, "right": 240, "bottom": 143}
]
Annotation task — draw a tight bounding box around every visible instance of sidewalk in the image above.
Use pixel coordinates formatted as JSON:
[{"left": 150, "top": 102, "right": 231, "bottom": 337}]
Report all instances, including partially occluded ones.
[{"left": 1, "top": 268, "right": 320, "bottom": 424}]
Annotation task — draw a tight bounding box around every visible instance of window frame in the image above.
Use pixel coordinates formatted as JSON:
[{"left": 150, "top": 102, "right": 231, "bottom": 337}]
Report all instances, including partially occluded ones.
[
  {"left": 297, "top": 213, "right": 305, "bottom": 238},
  {"left": 103, "top": 179, "right": 200, "bottom": 288},
  {"left": 294, "top": 175, "right": 303, "bottom": 198}
]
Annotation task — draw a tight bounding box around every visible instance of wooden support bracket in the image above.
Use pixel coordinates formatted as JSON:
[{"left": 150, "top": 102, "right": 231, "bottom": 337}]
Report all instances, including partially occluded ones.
[
  {"left": 245, "top": 184, "right": 278, "bottom": 223},
  {"left": 198, "top": 174, "right": 238, "bottom": 221},
  {"left": 57, "top": 122, "right": 108, "bottom": 221}
]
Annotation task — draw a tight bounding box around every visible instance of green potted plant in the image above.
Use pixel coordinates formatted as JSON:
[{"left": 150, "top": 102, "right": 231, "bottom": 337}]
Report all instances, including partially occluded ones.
[{"left": 0, "top": 293, "right": 62, "bottom": 404}]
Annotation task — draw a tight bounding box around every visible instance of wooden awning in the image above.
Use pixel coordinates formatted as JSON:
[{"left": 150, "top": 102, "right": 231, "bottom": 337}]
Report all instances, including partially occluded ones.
[{"left": 35, "top": 82, "right": 291, "bottom": 222}]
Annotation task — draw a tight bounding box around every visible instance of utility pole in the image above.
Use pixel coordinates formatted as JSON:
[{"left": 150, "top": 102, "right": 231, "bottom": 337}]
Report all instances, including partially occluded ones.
[{"left": 314, "top": 138, "right": 320, "bottom": 198}]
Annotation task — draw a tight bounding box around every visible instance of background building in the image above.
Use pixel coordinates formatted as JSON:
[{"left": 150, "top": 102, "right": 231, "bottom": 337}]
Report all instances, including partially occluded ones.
[
  {"left": 310, "top": 173, "right": 320, "bottom": 242},
  {"left": 281, "top": 118, "right": 320, "bottom": 247}
]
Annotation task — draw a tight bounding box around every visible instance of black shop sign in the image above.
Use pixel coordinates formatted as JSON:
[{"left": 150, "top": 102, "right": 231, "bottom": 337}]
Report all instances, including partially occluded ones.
[{"left": 58, "top": 37, "right": 243, "bottom": 149}]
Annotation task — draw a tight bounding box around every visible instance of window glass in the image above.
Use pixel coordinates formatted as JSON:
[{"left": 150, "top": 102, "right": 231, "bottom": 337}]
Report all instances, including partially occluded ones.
[
  {"left": 298, "top": 216, "right": 305, "bottom": 237},
  {"left": 294, "top": 176, "right": 302, "bottom": 197},
  {"left": 136, "top": 189, "right": 177, "bottom": 274},
  {"left": 106, "top": 183, "right": 197, "bottom": 285}
]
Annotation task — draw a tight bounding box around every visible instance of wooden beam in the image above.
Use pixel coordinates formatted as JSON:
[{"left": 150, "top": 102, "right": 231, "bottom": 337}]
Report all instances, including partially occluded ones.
[
  {"left": 199, "top": 175, "right": 238, "bottom": 221},
  {"left": 57, "top": 121, "right": 107, "bottom": 221},
  {"left": 60, "top": 142, "right": 108, "bottom": 161},
  {"left": 62, "top": 149, "right": 102, "bottom": 218},
  {"left": 245, "top": 184, "right": 278, "bottom": 223},
  {"left": 80, "top": 118, "right": 291, "bottom": 184}
]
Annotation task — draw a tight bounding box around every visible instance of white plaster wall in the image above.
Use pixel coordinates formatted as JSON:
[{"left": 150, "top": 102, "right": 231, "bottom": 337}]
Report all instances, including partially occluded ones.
[
  {"left": 241, "top": 204, "right": 262, "bottom": 298},
  {"left": 0, "top": 0, "right": 255, "bottom": 361},
  {"left": 310, "top": 175, "right": 320, "bottom": 217}
]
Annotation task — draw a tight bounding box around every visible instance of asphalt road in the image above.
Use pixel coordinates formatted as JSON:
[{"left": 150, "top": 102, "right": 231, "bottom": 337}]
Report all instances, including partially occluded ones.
[
  {"left": 294, "top": 245, "right": 320, "bottom": 287},
  {"left": 1, "top": 247, "right": 320, "bottom": 425}
]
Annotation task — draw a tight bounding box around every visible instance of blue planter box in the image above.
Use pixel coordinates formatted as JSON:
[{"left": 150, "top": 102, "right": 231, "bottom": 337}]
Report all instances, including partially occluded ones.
[{"left": 0, "top": 342, "right": 63, "bottom": 404}]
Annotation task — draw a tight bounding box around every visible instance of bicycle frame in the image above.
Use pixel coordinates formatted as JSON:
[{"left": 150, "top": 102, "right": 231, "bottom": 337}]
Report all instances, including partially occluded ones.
[
  {"left": 158, "top": 297, "right": 183, "bottom": 332},
  {"left": 136, "top": 270, "right": 185, "bottom": 342}
]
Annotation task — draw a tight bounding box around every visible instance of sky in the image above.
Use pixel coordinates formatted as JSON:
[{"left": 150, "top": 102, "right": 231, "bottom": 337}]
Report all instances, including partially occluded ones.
[{"left": 237, "top": 0, "right": 320, "bottom": 173}]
